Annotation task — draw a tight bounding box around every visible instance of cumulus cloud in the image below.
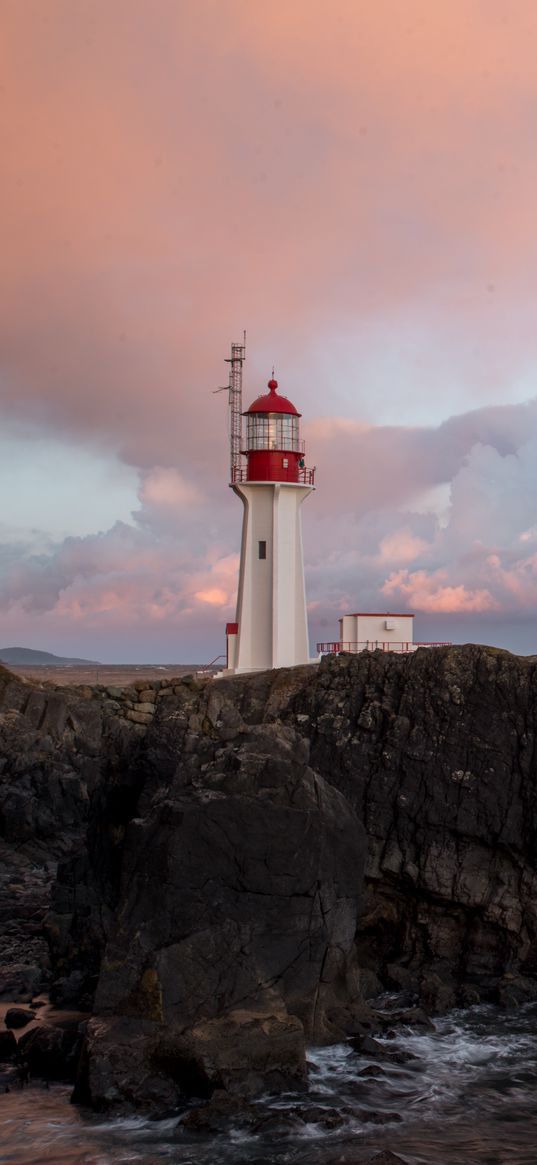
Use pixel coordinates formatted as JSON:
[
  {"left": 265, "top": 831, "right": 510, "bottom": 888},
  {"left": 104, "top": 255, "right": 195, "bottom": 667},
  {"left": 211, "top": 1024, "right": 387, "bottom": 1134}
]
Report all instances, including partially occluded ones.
[
  {"left": 303, "top": 401, "right": 537, "bottom": 645},
  {"left": 382, "top": 570, "right": 498, "bottom": 614},
  {"left": 140, "top": 468, "right": 202, "bottom": 510},
  {"left": 1, "top": 395, "right": 537, "bottom": 658},
  {"left": 378, "top": 529, "right": 429, "bottom": 565}
]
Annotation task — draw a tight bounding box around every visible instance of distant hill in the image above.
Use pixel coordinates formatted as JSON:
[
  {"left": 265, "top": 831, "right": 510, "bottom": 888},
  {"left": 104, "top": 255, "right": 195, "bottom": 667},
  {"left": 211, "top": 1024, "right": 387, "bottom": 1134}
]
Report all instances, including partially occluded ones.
[{"left": 0, "top": 646, "right": 101, "bottom": 666}]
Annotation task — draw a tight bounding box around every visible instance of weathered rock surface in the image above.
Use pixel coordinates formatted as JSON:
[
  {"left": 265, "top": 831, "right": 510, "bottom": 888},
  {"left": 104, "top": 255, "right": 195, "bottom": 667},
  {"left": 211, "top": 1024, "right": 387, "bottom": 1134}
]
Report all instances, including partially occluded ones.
[
  {"left": 0, "top": 663, "right": 150, "bottom": 1003},
  {"left": 3, "top": 645, "right": 537, "bottom": 1110},
  {"left": 95, "top": 725, "right": 363, "bottom": 1028},
  {"left": 302, "top": 647, "right": 537, "bottom": 1013},
  {"left": 70, "top": 719, "right": 364, "bottom": 1108}
]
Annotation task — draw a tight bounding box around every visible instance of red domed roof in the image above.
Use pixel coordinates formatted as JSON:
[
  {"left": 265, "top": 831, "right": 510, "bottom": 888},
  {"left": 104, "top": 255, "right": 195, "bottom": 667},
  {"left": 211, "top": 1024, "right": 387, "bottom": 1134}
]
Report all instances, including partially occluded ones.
[{"left": 244, "top": 378, "right": 301, "bottom": 417}]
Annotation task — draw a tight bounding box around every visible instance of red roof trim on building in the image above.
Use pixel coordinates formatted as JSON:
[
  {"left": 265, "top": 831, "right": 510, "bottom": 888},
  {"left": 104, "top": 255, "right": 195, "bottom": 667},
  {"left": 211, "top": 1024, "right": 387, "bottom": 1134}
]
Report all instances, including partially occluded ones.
[{"left": 345, "top": 613, "right": 415, "bottom": 618}]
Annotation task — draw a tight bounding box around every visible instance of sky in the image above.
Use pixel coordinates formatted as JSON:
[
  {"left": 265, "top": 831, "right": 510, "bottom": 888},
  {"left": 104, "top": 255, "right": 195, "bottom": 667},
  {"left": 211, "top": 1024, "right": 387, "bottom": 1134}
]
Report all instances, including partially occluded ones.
[{"left": 2, "top": 0, "right": 537, "bottom": 661}]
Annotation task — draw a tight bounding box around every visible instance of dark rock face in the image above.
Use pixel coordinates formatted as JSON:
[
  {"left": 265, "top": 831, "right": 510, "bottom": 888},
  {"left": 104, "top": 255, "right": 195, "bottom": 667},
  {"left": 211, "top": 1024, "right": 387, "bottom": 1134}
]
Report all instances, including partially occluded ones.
[
  {"left": 95, "top": 725, "right": 364, "bottom": 1035},
  {"left": 298, "top": 647, "right": 537, "bottom": 1011},
  {"left": 0, "top": 664, "right": 145, "bottom": 1003},
  {"left": 69, "top": 719, "right": 365, "bottom": 1108},
  {"left": 0, "top": 667, "right": 90, "bottom": 1000},
  {"left": 4, "top": 645, "right": 537, "bottom": 1110}
]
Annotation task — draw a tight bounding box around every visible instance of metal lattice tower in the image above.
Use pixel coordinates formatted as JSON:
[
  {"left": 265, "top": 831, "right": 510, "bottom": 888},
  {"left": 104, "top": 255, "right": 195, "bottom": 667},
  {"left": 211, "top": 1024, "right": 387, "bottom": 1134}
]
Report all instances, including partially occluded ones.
[{"left": 224, "top": 334, "right": 246, "bottom": 482}]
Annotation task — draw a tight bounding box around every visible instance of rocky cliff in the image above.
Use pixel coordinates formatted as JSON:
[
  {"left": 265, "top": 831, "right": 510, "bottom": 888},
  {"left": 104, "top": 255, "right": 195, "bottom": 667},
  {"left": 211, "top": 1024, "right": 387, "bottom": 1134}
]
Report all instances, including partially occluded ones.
[{"left": 2, "top": 645, "right": 537, "bottom": 1110}]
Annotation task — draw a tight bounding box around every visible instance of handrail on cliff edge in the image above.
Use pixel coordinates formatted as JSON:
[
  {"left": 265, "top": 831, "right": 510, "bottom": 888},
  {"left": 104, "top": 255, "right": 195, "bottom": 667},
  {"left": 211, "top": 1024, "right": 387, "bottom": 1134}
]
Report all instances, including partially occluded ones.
[{"left": 196, "top": 654, "right": 226, "bottom": 675}]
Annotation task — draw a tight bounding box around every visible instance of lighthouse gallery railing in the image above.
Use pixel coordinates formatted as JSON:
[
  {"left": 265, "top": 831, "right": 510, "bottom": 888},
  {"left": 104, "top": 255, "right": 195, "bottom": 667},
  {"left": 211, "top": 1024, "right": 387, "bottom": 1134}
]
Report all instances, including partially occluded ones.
[{"left": 231, "top": 465, "right": 315, "bottom": 485}]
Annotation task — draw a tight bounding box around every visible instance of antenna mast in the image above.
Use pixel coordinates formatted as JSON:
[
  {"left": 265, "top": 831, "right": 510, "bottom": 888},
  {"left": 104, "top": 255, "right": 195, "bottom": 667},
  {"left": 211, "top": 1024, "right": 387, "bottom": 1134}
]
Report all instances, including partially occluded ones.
[{"left": 225, "top": 333, "right": 246, "bottom": 482}]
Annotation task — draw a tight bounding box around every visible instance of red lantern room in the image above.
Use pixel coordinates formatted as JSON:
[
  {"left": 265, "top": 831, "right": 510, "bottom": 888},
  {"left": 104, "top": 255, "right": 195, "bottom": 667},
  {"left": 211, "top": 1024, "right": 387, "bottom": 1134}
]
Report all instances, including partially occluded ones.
[{"left": 242, "top": 379, "right": 314, "bottom": 484}]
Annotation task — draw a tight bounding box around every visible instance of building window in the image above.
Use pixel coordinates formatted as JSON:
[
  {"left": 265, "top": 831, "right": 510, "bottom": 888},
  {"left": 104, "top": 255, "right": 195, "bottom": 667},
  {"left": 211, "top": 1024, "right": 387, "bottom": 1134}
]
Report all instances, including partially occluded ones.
[{"left": 258, "top": 540, "right": 267, "bottom": 559}]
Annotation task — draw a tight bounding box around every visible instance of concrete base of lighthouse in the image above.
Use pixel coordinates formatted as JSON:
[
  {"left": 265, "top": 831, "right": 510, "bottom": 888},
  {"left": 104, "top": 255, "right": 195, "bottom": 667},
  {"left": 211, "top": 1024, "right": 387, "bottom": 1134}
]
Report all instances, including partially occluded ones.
[{"left": 227, "top": 480, "right": 313, "bottom": 674}]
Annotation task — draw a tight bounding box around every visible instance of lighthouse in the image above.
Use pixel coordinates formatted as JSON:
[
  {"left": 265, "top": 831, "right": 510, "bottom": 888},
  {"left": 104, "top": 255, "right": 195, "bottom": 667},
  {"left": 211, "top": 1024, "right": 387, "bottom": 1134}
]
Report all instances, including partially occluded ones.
[{"left": 222, "top": 342, "right": 315, "bottom": 674}]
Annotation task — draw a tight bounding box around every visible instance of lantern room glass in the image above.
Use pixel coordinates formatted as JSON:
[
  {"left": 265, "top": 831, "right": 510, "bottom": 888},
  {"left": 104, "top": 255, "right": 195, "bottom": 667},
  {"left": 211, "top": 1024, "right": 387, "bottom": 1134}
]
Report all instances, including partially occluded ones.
[{"left": 247, "top": 413, "right": 300, "bottom": 451}]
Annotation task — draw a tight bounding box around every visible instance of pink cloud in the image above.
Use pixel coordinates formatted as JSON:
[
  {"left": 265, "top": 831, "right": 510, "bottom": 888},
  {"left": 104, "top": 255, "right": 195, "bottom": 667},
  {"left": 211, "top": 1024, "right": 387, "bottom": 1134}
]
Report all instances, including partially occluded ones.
[
  {"left": 481, "top": 552, "right": 537, "bottom": 609},
  {"left": 2, "top": 398, "right": 537, "bottom": 655},
  {"left": 378, "top": 528, "right": 428, "bottom": 565},
  {"left": 194, "top": 588, "right": 229, "bottom": 607},
  {"left": 382, "top": 569, "right": 498, "bottom": 614},
  {"left": 2, "top": 2, "right": 537, "bottom": 472},
  {"left": 2, "top": 5, "right": 537, "bottom": 656},
  {"left": 140, "top": 468, "right": 202, "bottom": 510}
]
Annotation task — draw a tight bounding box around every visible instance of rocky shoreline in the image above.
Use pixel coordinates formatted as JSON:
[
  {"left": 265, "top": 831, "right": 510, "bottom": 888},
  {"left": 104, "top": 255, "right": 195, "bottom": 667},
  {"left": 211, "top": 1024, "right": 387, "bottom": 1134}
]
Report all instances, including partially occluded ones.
[{"left": 1, "top": 645, "right": 537, "bottom": 1125}]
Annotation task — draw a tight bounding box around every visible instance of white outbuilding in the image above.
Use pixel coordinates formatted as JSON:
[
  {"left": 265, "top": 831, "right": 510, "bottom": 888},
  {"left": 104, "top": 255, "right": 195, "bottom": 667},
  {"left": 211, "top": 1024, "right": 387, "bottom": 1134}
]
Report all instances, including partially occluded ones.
[
  {"left": 317, "top": 611, "right": 450, "bottom": 655},
  {"left": 338, "top": 611, "right": 415, "bottom": 652}
]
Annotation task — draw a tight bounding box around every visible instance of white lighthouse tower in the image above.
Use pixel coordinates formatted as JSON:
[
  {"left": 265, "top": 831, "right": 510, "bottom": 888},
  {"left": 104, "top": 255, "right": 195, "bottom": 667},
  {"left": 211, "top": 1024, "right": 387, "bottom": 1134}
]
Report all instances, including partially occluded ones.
[{"left": 222, "top": 343, "right": 315, "bottom": 674}]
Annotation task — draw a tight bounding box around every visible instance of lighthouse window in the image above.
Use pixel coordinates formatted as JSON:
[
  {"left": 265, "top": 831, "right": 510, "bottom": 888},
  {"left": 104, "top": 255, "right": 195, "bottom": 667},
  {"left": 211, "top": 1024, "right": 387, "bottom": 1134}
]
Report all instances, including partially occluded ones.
[
  {"left": 279, "top": 416, "right": 298, "bottom": 448},
  {"left": 258, "top": 540, "right": 267, "bottom": 560},
  {"left": 247, "top": 413, "right": 300, "bottom": 451},
  {"left": 247, "top": 415, "right": 269, "bottom": 449}
]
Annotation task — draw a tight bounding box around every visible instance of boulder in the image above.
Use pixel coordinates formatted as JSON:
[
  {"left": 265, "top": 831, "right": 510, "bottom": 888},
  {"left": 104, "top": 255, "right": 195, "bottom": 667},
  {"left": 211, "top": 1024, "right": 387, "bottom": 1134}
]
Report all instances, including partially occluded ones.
[
  {"left": 180, "top": 1091, "right": 260, "bottom": 1132},
  {"left": 82, "top": 1008, "right": 307, "bottom": 1112},
  {"left": 293, "top": 1104, "right": 350, "bottom": 1129},
  {"left": 4, "top": 1006, "right": 35, "bottom": 1029},
  {"left": 157, "top": 1008, "right": 307, "bottom": 1096},
  {"left": 374, "top": 1006, "right": 435, "bottom": 1031},
  {"left": 78, "top": 1006, "right": 305, "bottom": 1113},
  {"left": 350, "top": 1035, "right": 386, "bottom": 1057},
  {"left": 17, "top": 1021, "right": 82, "bottom": 1082},
  {"left": 75, "top": 1016, "right": 185, "bottom": 1112},
  {"left": 252, "top": 1113, "right": 306, "bottom": 1135}
]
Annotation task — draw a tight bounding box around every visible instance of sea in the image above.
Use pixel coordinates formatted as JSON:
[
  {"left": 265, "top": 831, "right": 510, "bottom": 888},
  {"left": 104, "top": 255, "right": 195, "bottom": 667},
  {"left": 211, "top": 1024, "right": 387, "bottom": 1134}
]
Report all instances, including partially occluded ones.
[{"left": 2, "top": 1002, "right": 537, "bottom": 1165}]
